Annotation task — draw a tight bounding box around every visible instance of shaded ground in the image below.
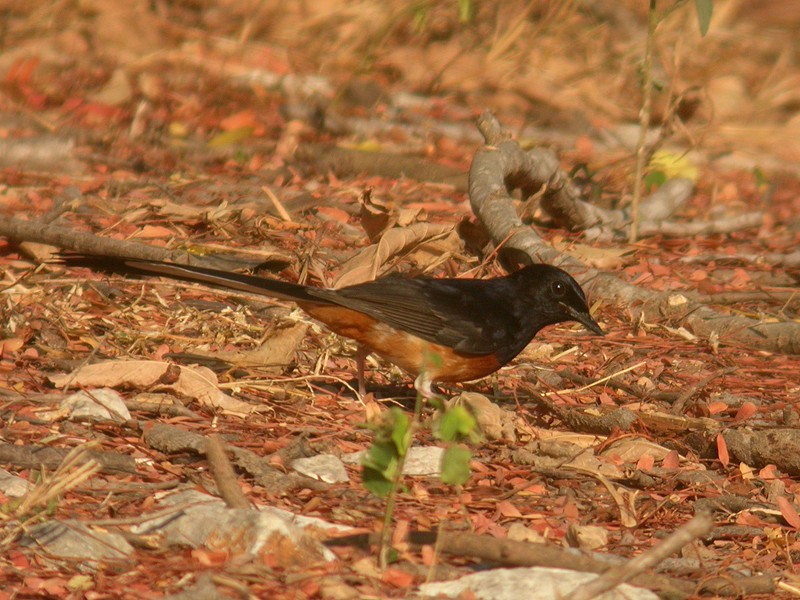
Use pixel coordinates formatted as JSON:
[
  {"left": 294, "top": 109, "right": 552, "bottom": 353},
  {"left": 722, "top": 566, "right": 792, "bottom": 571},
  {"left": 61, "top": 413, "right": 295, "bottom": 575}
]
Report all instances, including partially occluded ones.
[{"left": 2, "top": 1, "right": 800, "bottom": 598}]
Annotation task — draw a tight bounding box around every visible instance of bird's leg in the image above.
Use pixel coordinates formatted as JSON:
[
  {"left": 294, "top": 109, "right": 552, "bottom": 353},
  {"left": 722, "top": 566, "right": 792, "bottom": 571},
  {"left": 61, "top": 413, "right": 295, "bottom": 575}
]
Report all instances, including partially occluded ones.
[
  {"left": 356, "top": 345, "right": 368, "bottom": 397},
  {"left": 413, "top": 372, "right": 434, "bottom": 399}
]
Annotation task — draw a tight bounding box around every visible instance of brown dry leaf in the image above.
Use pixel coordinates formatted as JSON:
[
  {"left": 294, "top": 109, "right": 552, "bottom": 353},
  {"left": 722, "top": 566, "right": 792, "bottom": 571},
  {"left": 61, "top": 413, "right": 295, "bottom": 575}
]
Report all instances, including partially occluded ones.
[
  {"left": 733, "top": 401, "right": 758, "bottom": 423},
  {"left": 0, "top": 338, "right": 25, "bottom": 356},
  {"left": 151, "top": 199, "right": 205, "bottom": 219},
  {"left": 496, "top": 500, "right": 522, "bottom": 518},
  {"left": 48, "top": 360, "right": 256, "bottom": 416},
  {"left": 359, "top": 189, "right": 397, "bottom": 243},
  {"left": 18, "top": 241, "right": 60, "bottom": 261},
  {"left": 88, "top": 68, "right": 132, "bottom": 106},
  {"left": 566, "top": 523, "right": 609, "bottom": 551},
  {"left": 449, "top": 392, "right": 516, "bottom": 442},
  {"left": 404, "top": 229, "right": 462, "bottom": 273},
  {"left": 132, "top": 225, "right": 174, "bottom": 239},
  {"left": 777, "top": 496, "right": 800, "bottom": 530},
  {"left": 566, "top": 465, "right": 639, "bottom": 528},
  {"left": 396, "top": 207, "right": 423, "bottom": 227},
  {"left": 706, "top": 75, "right": 750, "bottom": 120},
  {"left": 552, "top": 239, "right": 634, "bottom": 270},
  {"left": 457, "top": 217, "right": 491, "bottom": 256},
  {"left": 521, "top": 426, "right": 603, "bottom": 449},
  {"left": 332, "top": 222, "right": 453, "bottom": 287},
  {"left": 717, "top": 433, "right": 730, "bottom": 467},
  {"left": 190, "top": 322, "right": 308, "bottom": 371},
  {"left": 600, "top": 438, "right": 673, "bottom": 464},
  {"left": 662, "top": 450, "right": 681, "bottom": 469}
]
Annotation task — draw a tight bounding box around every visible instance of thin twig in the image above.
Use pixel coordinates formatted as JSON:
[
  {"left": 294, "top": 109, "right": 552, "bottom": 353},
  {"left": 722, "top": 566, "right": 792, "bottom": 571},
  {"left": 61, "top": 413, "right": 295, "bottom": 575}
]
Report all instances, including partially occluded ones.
[
  {"left": 206, "top": 434, "right": 252, "bottom": 510},
  {"left": 569, "top": 512, "right": 714, "bottom": 600},
  {"left": 544, "top": 361, "right": 646, "bottom": 396},
  {"left": 671, "top": 367, "right": 736, "bottom": 415},
  {"left": 629, "top": 0, "right": 658, "bottom": 243},
  {"left": 262, "top": 186, "right": 293, "bottom": 222}
]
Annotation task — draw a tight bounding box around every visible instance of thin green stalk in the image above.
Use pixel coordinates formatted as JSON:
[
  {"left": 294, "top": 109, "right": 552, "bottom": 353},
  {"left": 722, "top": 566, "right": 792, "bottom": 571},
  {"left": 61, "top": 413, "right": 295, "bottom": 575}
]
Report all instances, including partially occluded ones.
[
  {"left": 630, "top": 0, "right": 658, "bottom": 243},
  {"left": 378, "top": 389, "right": 426, "bottom": 569}
]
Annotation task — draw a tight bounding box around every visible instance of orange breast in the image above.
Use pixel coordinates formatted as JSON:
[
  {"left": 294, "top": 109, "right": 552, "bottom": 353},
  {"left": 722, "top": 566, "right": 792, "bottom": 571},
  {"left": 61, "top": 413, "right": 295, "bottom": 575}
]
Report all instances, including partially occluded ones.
[{"left": 301, "top": 303, "right": 502, "bottom": 383}]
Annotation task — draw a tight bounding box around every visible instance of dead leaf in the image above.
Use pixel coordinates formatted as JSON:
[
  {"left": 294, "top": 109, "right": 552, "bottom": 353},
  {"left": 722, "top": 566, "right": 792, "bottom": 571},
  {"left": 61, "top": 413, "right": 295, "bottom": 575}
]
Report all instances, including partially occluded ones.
[
  {"left": 717, "top": 433, "right": 730, "bottom": 467},
  {"left": 601, "top": 438, "right": 672, "bottom": 463},
  {"left": 131, "top": 225, "right": 174, "bottom": 239},
  {"left": 191, "top": 323, "right": 308, "bottom": 371},
  {"left": 496, "top": 500, "right": 522, "bottom": 518},
  {"left": 396, "top": 207, "right": 422, "bottom": 227},
  {"left": 332, "top": 222, "right": 454, "bottom": 287},
  {"left": 759, "top": 464, "right": 779, "bottom": 480},
  {"left": 566, "top": 524, "right": 608, "bottom": 550},
  {"left": 449, "top": 392, "right": 516, "bottom": 442},
  {"left": 220, "top": 109, "right": 258, "bottom": 132},
  {"left": 456, "top": 217, "right": 491, "bottom": 256},
  {"left": 552, "top": 240, "right": 634, "bottom": 269},
  {"left": 316, "top": 206, "right": 350, "bottom": 224},
  {"left": 734, "top": 401, "right": 758, "bottom": 423},
  {"left": 48, "top": 360, "right": 256, "bottom": 416},
  {"left": 18, "top": 241, "right": 60, "bottom": 261},
  {"left": 0, "top": 338, "right": 25, "bottom": 357},
  {"left": 88, "top": 68, "right": 132, "bottom": 106},
  {"left": 151, "top": 199, "right": 205, "bottom": 219},
  {"left": 708, "top": 401, "right": 728, "bottom": 415},
  {"left": 636, "top": 454, "right": 655, "bottom": 472},
  {"left": 662, "top": 450, "right": 681, "bottom": 469},
  {"left": 359, "top": 188, "right": 397, "bottom": 242},
  {"left": 381, "top": 567, "right": 415, "bottom": 588},
  {"left": 777, "top": 496, "right": 800, "bottom": 529}
]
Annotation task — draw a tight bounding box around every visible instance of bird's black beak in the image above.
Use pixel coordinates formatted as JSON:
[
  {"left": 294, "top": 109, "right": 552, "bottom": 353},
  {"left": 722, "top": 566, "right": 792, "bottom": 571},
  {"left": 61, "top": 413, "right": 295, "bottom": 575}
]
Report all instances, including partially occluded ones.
[{"left": 560, "top": 302, "right": 604, "bottom": 336}]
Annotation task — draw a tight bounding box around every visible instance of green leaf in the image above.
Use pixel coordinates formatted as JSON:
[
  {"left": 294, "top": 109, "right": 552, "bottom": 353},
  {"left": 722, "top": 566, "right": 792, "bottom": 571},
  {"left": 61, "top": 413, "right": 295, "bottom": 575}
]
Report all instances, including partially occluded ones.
[
  {"left": 427, "top": 396, "right": 445, "bottom": 411},
  {"left": 441, "top": 445, "right": 472, "bottom": 486},
  {"left": 362, "top": 466, "right": 394, "bottom": 497},
  {"left": 362, "top": 440, "right": 400, "bottom": 497},
  {"left": 694, "top": 0, "right": 713, "bottom": 36},
  {"left": 389, "top": 409, "right": 411, "bottom": 456},
  {"left": 644, "top": 170, "right": 667, "bottom": 192},
  {"left": 437, "top": 405, "right": 477, "bottom": 442},
  {"left": 362, "top": 440, "right": 396, "bottom": 473},
  {"left": 753, "top": 167, "right": 769, "bottom": 190}
]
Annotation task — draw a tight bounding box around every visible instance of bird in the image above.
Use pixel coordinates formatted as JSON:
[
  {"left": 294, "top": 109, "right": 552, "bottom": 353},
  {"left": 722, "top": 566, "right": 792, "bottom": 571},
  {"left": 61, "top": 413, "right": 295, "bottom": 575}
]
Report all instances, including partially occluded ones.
[{"left": 58, "top": 254, "right": 603, "bottom": 396}]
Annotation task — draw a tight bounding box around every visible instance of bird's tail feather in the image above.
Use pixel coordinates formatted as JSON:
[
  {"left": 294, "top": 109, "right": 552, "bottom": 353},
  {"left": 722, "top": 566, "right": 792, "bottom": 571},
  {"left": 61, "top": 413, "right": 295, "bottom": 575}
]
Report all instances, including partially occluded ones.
[{"left": 57, "top": 253, "right": 324, "bottom": 304}]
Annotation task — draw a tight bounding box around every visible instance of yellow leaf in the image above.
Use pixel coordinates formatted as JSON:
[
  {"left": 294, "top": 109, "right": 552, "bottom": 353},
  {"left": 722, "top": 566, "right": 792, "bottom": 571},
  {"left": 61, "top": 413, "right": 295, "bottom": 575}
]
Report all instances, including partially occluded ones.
[
  {"left": 649, "top": 150, "right": 699, "bottom": 182},
  {"left": 208, "top": 126, "right": 255, "bottom": 148}
]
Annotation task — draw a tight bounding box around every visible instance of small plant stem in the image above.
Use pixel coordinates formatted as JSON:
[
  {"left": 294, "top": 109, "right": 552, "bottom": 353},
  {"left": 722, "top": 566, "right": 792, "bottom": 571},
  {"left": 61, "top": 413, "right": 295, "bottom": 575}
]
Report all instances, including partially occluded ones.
[
  {"left": 378, "top": 389, "right": 426, "bottom": 569},
  {"left": 630, "top": 0, "right": 658, "bottom": 243}
]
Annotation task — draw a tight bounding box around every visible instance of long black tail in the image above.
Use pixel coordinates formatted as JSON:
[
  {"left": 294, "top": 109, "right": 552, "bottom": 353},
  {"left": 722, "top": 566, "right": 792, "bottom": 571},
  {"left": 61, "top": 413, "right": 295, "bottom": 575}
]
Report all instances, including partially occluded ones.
[{"left": 57, "top": 253, "right": 325, "bottom": 305}]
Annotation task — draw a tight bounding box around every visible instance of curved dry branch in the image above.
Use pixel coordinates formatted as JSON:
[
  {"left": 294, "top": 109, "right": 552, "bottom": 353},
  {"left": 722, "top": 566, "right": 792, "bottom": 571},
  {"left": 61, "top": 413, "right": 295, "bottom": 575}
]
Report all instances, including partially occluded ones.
[
  {"left": 468, "top": 112, "right": 800, "bottom": 355},
  {"left": 0, "top": 216, "right": 276, "bottom": 272}
]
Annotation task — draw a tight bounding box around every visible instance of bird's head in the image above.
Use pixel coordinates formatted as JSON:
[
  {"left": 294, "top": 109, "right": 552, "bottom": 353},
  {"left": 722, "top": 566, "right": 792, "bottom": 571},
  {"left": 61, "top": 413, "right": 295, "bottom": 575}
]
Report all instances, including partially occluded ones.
[{"left": 512, "top": 264, "right": 604, "bottom": 335}]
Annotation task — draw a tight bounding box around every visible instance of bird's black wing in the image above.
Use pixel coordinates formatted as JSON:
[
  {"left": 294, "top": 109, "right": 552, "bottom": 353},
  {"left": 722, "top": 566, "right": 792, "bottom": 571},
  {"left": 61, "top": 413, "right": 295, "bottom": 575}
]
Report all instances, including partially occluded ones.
[{"left": 311, "top": 276, "right": 521, "bottom": 356}]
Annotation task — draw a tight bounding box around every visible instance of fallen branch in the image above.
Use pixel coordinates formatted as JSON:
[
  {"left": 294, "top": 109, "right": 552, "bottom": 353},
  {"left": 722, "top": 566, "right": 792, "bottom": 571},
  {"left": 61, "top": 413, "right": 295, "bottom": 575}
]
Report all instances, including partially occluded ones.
[
  {"left": 0, "top": 443, "right": 135, "bottom": 474},
  {"left": 569, "top": 513, "right": 713, "bottom": 600},
  {"left": 467, "top": 112, "right": 800, "bottom": 355},
  {"left": 327, "top": 523, "right": 775, "bottom": 597},
  {"left": 142, "top": 422, "right": 326, "bottom": 494},
  {"left": 206, "top": 434, "right": 252, "bottom": 510},
  {"left": 0, "top": 216, "right": 267, "bottom": 272}
]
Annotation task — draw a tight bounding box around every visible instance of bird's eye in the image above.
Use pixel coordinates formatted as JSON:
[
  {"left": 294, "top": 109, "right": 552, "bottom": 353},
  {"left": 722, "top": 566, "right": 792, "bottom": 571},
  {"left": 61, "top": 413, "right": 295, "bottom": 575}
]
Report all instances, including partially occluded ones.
[{"left": 551, "top": 281, "right": 566, "bottom": 297}]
